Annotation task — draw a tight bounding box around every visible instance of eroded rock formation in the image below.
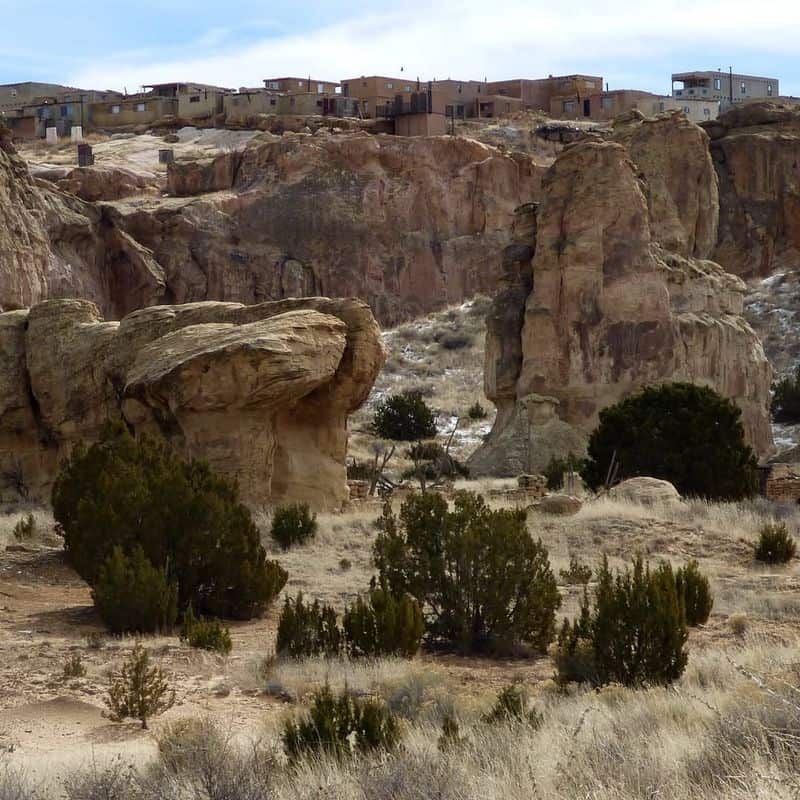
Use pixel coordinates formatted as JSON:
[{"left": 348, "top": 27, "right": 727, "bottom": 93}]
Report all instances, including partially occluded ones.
[
  {"left": 470, "top": 116, "right": 773, "bottom": 476},
  {"left": 708, "top": 102, "right": 800, "bottom": 279},
  {"left": 0, "top": 297, "right": 384, "bottom": 509},
  {"left": 0, "top": 129, "right": 544, "bottom": 326}
]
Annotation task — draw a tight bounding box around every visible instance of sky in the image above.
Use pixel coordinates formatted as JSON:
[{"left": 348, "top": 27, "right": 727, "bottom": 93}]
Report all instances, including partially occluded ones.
[{"left": 2, "top": 0, "right": 800, "bottom": 96}]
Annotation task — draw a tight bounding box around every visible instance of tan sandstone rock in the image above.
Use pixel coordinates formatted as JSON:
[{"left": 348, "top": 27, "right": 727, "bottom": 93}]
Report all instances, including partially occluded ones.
[
  {"left": 706, "top": 101, "right": 800, "bottom": 278},
  {"left": 470, "top": 123, "right": 773, "bottom": 476},
  {"left": 535, "top": 494, "right": 582, "bottom": 515},
  {"left": 0, "top": 297, "right": 384, "bottom": 509},
  {"left": 608, "top": 477, "right": 682, "bottom": 505},
  {"left": 1, "top": 130, "right": 544, "bottom": 326}
]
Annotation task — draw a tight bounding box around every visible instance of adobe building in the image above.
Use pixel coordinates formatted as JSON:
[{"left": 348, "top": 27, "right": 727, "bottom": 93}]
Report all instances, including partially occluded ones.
[
  {"left": 656, "top": 96, "right": 719, "bottom": 123},
  {"left": 341, "top": 75, "right": 421, "bottom": 118},
  {"left": 224, "top": 90, "right": 359, "bottom": 120},
  {"left": 376, "top": 87, "right": 448, "bottom": 136},
  {"left": 487, "top": 74, "right": 604, "bottom": 114},
  {"left": 88, "top": 95, "right": 178, "bottom": 130},
  {"left": 263, "top": 77, "right": 340, "bottom": 94},
  {"left": 672, "top": 70, "right": 779, "bottom": 105}
]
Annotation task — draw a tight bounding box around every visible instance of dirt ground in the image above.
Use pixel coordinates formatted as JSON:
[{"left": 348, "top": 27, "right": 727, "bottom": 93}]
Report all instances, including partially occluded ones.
[{"left": 2, "top": 493, "right": 799, "bottom": 796}]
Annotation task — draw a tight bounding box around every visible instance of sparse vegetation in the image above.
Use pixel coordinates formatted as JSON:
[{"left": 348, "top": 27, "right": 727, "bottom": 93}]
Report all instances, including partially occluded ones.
[
  {"left": 275, "top": 593, "right": 342, "bottom": 658},
  {"left": 282, "top": 684, "right": 400, "bottom": 762},
  {"left": 372, "top": 390, "right": 437, "bottom": 442},
  {"left": 270, "top": 503, "right": 317, "bottom": 550},
  {"left": 772, "top": 366, "right": 800, "bottom": 422},
  {"left": 180, "top": 606, "right": 233, "bottom": 655},
  {"left": 11, "top": 513, "right": 35, "bottom": 541},
  {"left": 581, "top": 383, "right": 758, "bottom": 500},
  {"left": 52, "top": 421, "right": 287, "bottom": 620},
  {"left": 343, "top": 586, "right": 425, "bottom": 658},
  {"left": 374, "top": 491, "right": 560, "bottom": 654},
  {"left": 105, "top": 644, "right": 175, "bottom": 729},
  {"left": 754, "top": 521, "right": 797, "bottom": 563},
  {"left": 92, "top": 545, "right": 178, "bottom": 634},
  {"left": 544, "top": 453, "right": 585, "bottom": 491},
  {"left": 62, "top": 653, "right": 86, "bottom": 679},
  {"left": 559, "top": 554, "right": 592, "bottom": 585},
  {"left": 675, "top": 559, "right": 714, "bottom": 625},
  {"left": 467, "top": 401, "right": 487, "bottom": 420},
  {"left": 554, "top": 556, "right": 688, "bottom": 687},
  {"left": 483, "top": 684, "right": 541, "bottom": 727}
]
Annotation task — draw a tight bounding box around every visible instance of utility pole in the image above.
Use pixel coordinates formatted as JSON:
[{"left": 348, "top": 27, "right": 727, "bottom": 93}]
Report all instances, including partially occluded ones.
[{"left": 729, "top": 66, "right": 733, "bottom": 103}]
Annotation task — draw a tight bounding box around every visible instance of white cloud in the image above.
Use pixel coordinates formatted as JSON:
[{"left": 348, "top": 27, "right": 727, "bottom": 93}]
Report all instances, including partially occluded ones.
[{"left": 67, "top": 0, "right": 800, "bottom": 94}]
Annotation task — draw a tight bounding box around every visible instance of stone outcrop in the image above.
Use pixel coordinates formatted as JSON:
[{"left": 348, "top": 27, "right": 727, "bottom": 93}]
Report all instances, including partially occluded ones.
[
  {"left": 470, "top": 116, "right": 773, "bottom": 476},
  {"left": 707, "top": 101, "right": 800, "bottom": 278},
  {"left": 0, "top": 130, "right": 543, "bottom": 326},
  {"left": 0, "top": 297, "right": 384, "bottom": 509},
  {"left": 608, "top": 477, "right": 682, "bottom": 505}
]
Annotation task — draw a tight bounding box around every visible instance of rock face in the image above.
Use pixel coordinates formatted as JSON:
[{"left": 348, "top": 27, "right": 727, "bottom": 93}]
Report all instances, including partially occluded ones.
[
  {"left": 0, "top": 297, "right": 384, "bottom": 509},
  {"left": 470, "top": 115, "right": 773, "bottom": 476},
  {"left": 0, "top": 130, "right": 543, "bottom": 326},
  {"left": 708, "top": 102, "right": 800, "bottom": 278}
]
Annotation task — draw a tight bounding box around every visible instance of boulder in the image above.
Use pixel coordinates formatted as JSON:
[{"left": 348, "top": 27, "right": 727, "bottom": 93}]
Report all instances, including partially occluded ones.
[
  {"left": 0, "top": 297, "right": 384, "bottom": 509},
  {"left": 535, "top": 494, "right": 582, "bottom": 515},
  {"left": 54, "top": 165, "right": 158, "bottom": 202},
  {"left": 470, "top": 122, "right": 773, "bottom": 476},
  {"left": 608, "top": 477, "right": 681, "bottom": 505}
]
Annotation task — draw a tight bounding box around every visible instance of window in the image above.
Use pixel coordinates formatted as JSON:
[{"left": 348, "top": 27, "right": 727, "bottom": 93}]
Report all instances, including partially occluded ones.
[
  {"left": 704, "top": 107, "right": 711, "bottom": 116},
  {"left": 601, "top": 96, "right": 614, "bottom": 110},
  {"left": 268, "top": 81, "right": 279, "bottom": 90},
  {"left": 386, "top": 82, "right": 393, "bottom": 89},
  {"left": 270, "top": 98, "right": 276, "bottom": 106},
  {"left": 563, "top": 100, "right": 575, "bottom": 113},
  {"left": 10, "top": 89, "right": 17, "bottom": 97},
  {"left": 111, "top": 105, "right": 120, "bottom": 114},
  {"left": 585, "top": 81, "right": 596, "bottom": 89},
  {"left": 741, "top": 81, "right": 746, "bottom": 94},
  {"left": 189, "top": 95, "right": 200, "bottom": 103},
  {"left": 768, "top": 84, "right": 774, "bottom": 96},
  {"left": 136, "top": 102, "right": 146, "bottom": 112},
  {"left": 684, "top": 106, "right": 690, "bottom": 114},
  {"left": 659, "top": 102, "right": 665, "bottom": 111},
  {"left": 675, "top": 89, "right": 683, "bottom": 96},
  {"left": 404, "top": 85, "right": 411, "bottom": 91},
  {"left": 60, "top": 105, "right": 69, "bottom": 118},
  {"left": 317, "top": 83, "right": 324, "bottom": 93},
  {"left": 297, "top": 81, "right": 303, "bottom": 88},
  {"left": 714, "top": 78, "right": 721, "bottom": 91}
]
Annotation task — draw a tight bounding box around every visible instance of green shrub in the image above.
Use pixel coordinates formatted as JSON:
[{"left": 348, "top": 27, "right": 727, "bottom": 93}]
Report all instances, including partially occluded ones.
[
  {"left": 372, "top": 391, "right": 437, "bottom": 442},
  {"left": 63, "top": 653, "right": 86, "bottom": 678},
  {"left": 580, "top": 383, "right": 758, "bottom": 500},
  {"left": 467, "top": 401, "right": 487, "bottom": 420},
  {"left": 282, "top": 685, "right": 400, "bottom": 762},
  {"left": 772, "top": 367, "right": 800, "bottom": 423},
  {"left": 92, "top": 546, "right": 178, "bottom": 634},
  {"left": 106, "top": 643, "right": 175, "bottom": 729},
  {"left": 754, "top": 522, "right": 797, "bottom": 564},
  {"left": 675, "top": 560, "right": 714, "bottom": 625},
  {"left": 52, "top": 421, "right": 287, "bottom": 620},
  {"left": 270, "top": 503, "right": 317, "bottom": 550},
  {"left": 559, "top": 555, "right": 592, "bottom": 586},
  {"left": 343, "top": 587, "right": 425, "bottom": 658},
  {"left": 180, "top": 606, "right": 232, "bottom": 655},
  {"left": 12, "top": 513, "right": 35, "bottom": 541},
  {"left": 374, "top": 491, "right": 560, "bottom": 654},
  {"left": 553, "top": 556, "right": 688, "bottom": 687},
  {"left": 483, "top": 684, "right": 541, "bottom": 727},
  {"left": 275, "top": 593, "right": 342, "bottom": 658},
  {"left": 544, "top": 453, "right": 585, "bottom": 491}
]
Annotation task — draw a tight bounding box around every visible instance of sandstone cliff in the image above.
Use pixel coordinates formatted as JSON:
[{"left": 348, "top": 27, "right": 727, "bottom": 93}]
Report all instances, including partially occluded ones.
[
  {"left": 708, "top": 102, "right": 800, "bottom": 279},
  {"left": 0, "top": 297, "right": 384, "bottom": 509},
  {"left": 469, "top": 116, "right": 773, "bottom": 476},
  {"left": 0, "top": 131, "right": 544, "bottom": 326}
]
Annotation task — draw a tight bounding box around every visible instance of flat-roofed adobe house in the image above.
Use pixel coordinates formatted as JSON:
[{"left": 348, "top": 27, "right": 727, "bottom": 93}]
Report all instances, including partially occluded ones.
[
  {"left": 340, "top": 75, "right": 419, "bottom": 119},
  {"left": 672, "top": 70, "right": 779, "bottom": 105},
  {"left": 88, "top": 95, "right": 178, "bottom": 129},
  {"left": 263, "top": 77, "right": 340, "bottom": 95}
]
